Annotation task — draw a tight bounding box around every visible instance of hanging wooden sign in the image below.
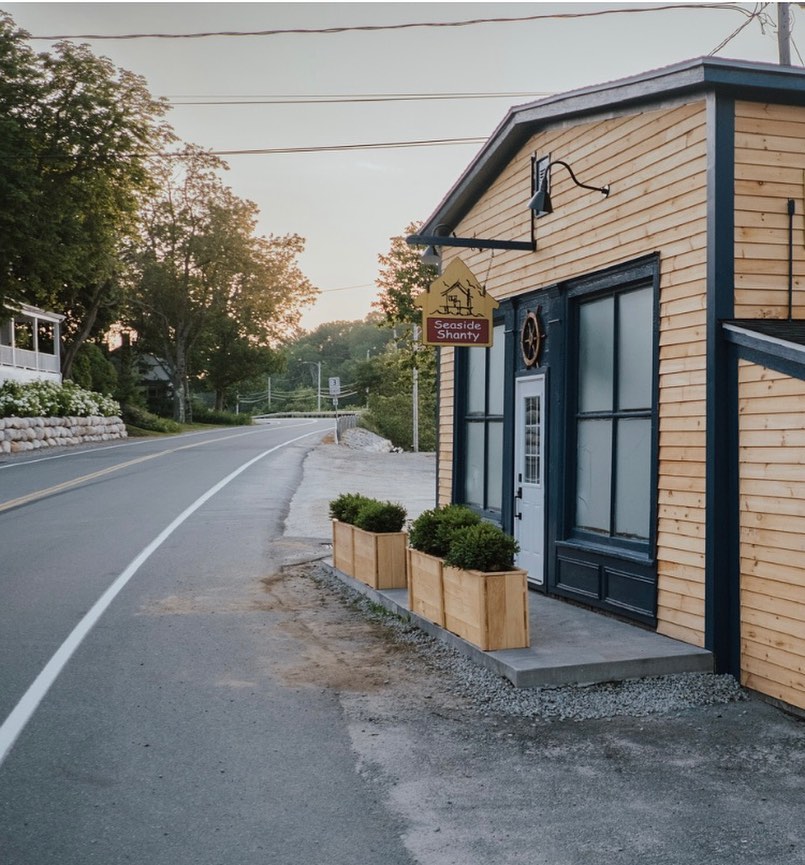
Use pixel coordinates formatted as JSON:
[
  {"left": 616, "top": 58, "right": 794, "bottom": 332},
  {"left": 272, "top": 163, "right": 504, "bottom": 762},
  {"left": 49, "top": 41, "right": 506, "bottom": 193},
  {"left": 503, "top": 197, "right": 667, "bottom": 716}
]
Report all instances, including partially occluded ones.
[{"left": 414, "top": 258, "right": 499, "bottom": 347}]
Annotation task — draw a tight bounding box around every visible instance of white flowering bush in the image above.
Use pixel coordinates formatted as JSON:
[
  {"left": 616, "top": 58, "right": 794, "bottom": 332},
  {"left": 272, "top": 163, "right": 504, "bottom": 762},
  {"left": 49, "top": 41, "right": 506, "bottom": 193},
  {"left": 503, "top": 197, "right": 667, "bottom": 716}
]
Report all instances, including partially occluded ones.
[{"left": 0, "top": 380, "right": 121, "bottom": 418}]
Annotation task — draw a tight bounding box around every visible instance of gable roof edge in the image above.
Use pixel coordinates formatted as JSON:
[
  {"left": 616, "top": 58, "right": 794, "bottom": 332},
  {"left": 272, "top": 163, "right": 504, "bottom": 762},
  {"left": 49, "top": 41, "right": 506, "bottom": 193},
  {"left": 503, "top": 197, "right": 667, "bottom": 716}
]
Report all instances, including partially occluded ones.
[{"left": 418, "top": 56, "right": 805, "bottom": 237}]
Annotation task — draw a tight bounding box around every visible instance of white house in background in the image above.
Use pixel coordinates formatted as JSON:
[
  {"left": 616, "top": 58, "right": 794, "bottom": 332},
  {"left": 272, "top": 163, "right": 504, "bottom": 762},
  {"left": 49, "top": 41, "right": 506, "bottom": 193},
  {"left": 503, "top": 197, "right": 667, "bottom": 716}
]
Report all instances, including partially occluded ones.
[{"left": 0, "top": 303, "right": 64, "bottom": 384}]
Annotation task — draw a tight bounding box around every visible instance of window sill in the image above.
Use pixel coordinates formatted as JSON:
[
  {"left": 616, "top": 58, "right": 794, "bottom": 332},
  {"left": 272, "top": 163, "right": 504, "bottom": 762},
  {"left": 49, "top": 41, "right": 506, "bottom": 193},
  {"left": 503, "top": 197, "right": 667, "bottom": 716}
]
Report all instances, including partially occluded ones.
[{"left": 556, "top": 538, "right": 655, "bottom": 566}]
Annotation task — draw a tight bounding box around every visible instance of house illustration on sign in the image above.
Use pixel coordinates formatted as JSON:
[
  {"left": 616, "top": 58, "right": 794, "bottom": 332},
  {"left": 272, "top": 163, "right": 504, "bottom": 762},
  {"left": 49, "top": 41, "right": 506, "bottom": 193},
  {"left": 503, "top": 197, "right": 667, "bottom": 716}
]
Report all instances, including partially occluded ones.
[{"left": 439, "top": 279, "right": 480, "bottom": 317}]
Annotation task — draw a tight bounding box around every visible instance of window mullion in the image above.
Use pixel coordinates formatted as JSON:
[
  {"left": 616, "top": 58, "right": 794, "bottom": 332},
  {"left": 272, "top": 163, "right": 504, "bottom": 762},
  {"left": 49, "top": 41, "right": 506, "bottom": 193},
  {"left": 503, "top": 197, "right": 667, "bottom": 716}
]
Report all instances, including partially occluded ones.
[{"left": 609, "top": 294, "right": 621, "bottom": 537}]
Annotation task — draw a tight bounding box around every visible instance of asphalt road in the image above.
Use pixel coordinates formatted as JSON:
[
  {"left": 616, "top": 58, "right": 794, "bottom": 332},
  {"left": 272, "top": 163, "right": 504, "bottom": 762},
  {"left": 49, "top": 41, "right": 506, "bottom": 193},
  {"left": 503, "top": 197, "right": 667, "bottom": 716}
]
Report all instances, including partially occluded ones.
[
  {"left": 0, "top": 420, "right": 413, "bottom": 865},
  {"left": 3, "top": 423, "right": 805, "bottom": 865}
]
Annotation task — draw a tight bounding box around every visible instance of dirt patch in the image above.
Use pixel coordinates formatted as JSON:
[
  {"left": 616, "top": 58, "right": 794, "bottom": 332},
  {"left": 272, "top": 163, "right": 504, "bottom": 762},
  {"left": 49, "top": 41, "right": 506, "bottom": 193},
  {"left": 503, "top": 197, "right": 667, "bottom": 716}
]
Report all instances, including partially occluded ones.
[{"left": 258, "top": 564, "right": 422, "bottom": 694}]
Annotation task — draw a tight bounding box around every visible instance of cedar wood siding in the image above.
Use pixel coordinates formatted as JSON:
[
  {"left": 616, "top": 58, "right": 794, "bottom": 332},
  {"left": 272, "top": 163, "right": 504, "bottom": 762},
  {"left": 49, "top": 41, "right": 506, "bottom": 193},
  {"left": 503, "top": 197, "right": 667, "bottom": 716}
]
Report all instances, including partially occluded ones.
[
  {"left": 734, "top": 101, "right": 805, "bottom": 318},
  {"left": 734, "top": 101, "right": 805, "bottom": 709},
  {"left": 739, "top": 361, "right": 805, "bottom": 711},
  {"left": 436, "top": 99, "right": 709, "bottom": 644}
]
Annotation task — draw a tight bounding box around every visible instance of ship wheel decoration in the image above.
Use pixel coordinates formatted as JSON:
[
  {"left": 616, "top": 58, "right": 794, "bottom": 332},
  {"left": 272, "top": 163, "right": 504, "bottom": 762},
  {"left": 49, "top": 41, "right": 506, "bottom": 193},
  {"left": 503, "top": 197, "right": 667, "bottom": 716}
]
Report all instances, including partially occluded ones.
[{"left": 520, "top": 308, "right": 544, "bottom": 368}]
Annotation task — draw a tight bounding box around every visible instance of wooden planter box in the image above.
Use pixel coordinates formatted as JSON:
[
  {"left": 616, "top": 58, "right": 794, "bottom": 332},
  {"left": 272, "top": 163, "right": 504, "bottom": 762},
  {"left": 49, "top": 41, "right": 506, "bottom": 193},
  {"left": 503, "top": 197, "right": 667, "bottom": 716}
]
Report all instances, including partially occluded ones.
[
  {"left": 407, "top": 548, "right": 445, "bottom": 627},
  {"left": 352, "top": 525, "right": 408, "bottom": 590},
  {"left": 332, "top": 519, "right": 355, "bottom": 576},
  {"left": 442, "top": 565, "right": 530, "bottom": 651}
]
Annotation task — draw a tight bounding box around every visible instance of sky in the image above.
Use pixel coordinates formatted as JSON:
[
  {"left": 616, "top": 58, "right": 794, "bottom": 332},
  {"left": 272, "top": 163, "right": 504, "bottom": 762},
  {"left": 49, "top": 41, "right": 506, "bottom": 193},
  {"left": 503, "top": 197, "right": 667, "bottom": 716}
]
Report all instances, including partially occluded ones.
[{"left": 3, "top": 1, "right": 796, "bottom": 330}]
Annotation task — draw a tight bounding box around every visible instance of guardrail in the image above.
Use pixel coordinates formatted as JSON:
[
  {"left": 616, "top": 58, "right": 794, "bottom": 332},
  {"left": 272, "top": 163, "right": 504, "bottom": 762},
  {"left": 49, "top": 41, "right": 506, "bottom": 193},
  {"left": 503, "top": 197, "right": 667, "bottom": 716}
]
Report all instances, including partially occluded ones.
[{"left": 253, "top": 411, "right": 360, "bottom": 443}]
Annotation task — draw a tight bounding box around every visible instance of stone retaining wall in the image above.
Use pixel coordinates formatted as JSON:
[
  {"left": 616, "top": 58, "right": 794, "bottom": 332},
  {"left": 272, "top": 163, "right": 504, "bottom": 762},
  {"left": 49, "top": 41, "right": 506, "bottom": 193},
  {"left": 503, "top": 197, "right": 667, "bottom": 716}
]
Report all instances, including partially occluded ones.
[{"left": 0, "top": 416, "right": 127, "bottom": 453}]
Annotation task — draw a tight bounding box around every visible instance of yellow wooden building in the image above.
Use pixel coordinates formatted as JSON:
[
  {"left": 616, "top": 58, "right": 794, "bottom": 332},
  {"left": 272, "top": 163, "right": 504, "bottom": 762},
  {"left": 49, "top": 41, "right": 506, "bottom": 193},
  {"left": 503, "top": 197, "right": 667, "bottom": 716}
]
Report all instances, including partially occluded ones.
[{"left": 409, "top": 57, "right": 805, "bottom": 713}]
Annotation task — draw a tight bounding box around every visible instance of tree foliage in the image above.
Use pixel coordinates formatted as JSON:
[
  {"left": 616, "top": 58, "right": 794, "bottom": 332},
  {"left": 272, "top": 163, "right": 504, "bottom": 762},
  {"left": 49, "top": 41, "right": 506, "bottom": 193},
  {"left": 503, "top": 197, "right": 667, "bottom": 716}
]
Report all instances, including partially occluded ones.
[
  {"left": 260, "top": 317, "right": 393, "bottom": 412},
  {"left": 129, "top": 146, "right": 317, "bottom": 419},
  {"left": 373, "top": 221, "right": 437, "bottom": 329},
  {"left": 0, "top": 15, "right": 170, "bottom": 375},
  {"left": 363, "top": 223, "right": 438, "bottom": 450}
]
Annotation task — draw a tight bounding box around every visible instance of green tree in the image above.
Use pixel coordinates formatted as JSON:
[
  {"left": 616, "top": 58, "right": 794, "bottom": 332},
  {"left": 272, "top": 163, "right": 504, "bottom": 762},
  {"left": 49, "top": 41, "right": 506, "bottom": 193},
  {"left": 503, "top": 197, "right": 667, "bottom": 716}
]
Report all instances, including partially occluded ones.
[
  {"left": 0, "top": 14, "right": 42, "bottom": 315},
  {"left": 70, "top": 341, "right": 118, "bottom": 395},
  {"left": 194, "top": 232, "right": 315, "bottom": 409},
  {"left": 0, "top": 17, "right": 169, "bottom": 374},
  {"left": 373, "top": 221, "right": 437, "bottom": 332},
  {"left": 266, "top": 318, "right": 394, "bottom": 412},
  {"left": 369, "top": 223, "right": 438, "bottom": 450},
  {"left": 130, "top": 146, "right": 317, "bottom": 420}
]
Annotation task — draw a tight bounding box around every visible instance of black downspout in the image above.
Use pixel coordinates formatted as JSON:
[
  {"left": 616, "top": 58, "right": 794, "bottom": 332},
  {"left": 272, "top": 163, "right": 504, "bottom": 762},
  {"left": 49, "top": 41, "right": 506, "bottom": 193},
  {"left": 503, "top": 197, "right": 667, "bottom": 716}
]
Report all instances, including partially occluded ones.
[{"left": 788, "top": 198, "right": 796, "bottom": 320}]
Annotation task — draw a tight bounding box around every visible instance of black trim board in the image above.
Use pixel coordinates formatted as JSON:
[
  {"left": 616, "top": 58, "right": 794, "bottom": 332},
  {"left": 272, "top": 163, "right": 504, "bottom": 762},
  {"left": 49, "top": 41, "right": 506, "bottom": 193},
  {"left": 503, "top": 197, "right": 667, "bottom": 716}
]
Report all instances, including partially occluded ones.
[
  {"left": 705, "top": 93, "right": 740, "bottom": 676},
  {"left": 724, "top": 321, "right": 805, "bottom": 379}
]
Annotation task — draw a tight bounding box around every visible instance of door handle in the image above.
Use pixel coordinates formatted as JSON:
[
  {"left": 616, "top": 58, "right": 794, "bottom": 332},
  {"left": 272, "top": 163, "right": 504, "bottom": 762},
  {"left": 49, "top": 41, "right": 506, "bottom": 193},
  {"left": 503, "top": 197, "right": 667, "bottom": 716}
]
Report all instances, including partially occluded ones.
[{"left": 516, "top": 486, "right": 522, "bottom": 499}]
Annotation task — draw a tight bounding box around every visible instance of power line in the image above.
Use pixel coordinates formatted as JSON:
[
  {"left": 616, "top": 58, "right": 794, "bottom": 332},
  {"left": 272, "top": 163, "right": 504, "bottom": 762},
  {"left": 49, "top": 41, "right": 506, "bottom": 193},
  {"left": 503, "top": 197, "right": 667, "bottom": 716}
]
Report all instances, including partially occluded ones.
[
  {"left": 708, "top": 2, "right": 771, "bottom": 54},
  {"left": 168, "top": 91, "right": 551, "bottom": 106},
  {"left": 29, "top": 5, "right": 755, "bottom": 41},
  {"left": 316, "top": 284, "right": 375, "bottom": 294},
  {"left": 201, "top": 137, "right": 487, "bottom": 157},
  {"left": 0, "top": 136, "right": 490, "bottom": 162}
]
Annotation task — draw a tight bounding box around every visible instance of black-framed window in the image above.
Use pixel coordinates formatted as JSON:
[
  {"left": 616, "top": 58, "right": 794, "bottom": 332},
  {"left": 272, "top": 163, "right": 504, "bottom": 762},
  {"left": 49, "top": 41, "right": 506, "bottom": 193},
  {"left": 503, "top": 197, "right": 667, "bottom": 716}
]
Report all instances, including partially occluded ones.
[
  {"left": 461, "top": 321, "right": 505, "bottom": 514},
  {"left": 571, "top": 282, "right": 655, "bottom": 549}
]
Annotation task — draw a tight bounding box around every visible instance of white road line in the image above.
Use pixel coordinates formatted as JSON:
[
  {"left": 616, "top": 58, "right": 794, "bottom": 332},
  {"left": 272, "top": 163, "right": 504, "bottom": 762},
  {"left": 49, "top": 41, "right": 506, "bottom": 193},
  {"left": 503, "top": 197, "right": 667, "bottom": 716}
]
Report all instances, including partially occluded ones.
[{"left": 0, "top": 428, "right": 323, "bottom": 768}]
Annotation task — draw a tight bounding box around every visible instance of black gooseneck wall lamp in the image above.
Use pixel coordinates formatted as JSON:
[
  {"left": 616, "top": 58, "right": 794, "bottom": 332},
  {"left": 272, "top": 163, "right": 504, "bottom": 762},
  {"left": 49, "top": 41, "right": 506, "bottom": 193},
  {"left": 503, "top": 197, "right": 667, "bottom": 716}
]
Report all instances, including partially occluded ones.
[
  {"left": 527, "top": 154, "right": 610, "bottom": 217},
  {"left": 407, "top": 157, "right": 611, "bottom": 258}
]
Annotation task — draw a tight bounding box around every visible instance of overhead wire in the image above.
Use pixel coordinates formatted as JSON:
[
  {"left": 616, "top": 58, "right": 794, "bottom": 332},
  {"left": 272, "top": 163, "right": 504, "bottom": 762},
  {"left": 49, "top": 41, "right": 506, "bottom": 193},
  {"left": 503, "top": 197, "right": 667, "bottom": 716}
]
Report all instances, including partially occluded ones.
[
  {"left": 708, "top": 2, "right": 771, "bottom": 54},
  {"left": 202, "top": 137, "right": 487, "bottom": 157},
  {"left": 21, "top": 6, "right": 772, "bottom": 161},
  {"left": 167, "top": 91, "right": 551, "bottom": 106},
  {"left": 28, "top": 4, "right": 757, "bottom": 41}
]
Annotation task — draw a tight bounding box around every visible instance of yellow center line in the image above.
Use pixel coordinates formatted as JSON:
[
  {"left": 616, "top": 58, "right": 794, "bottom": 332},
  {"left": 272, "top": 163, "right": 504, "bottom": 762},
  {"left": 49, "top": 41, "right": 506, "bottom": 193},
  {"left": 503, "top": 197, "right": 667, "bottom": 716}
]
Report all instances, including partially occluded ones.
[{"left": 0, "top": 428, "right": 269, "bottom": 514}]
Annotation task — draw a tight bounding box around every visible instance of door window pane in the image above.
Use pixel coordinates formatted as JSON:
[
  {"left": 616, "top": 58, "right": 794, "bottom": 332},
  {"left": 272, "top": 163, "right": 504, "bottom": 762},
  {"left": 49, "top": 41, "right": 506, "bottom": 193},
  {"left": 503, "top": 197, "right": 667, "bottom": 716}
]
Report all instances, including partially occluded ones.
[
  {"left": 523, "top": 395, "right": 541, "bottom": 485},
  {"left": 465, "top": 421, "right": 485, "bottom": 507},
  {"left": 487, "top": 324, "right": 505, "bottom": 415},
  {"left": 466, "top": 347, "right": 486, "bottom": 414},
  {"left": 575, "top": 419, "right": 612, "bottom": 534},
  {"left": 578, "top": 297, "right": 614, "bottom": 413},
  {"left": 618, "top": 287, "right": 653, "bottom": 410},
  {"left": 615, "top": 418, "right": 651, "bottom": 539}
]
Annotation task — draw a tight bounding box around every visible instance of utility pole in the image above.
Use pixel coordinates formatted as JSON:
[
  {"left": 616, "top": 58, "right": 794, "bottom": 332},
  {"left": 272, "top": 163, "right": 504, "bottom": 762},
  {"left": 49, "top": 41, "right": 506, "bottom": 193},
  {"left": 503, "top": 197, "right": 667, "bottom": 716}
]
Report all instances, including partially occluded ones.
[
  {"left": 412, "top": 324, "right": 420, "bottom": 453},
  {"left": 778, "top": 2, "right": 792, "bottom": 66}
]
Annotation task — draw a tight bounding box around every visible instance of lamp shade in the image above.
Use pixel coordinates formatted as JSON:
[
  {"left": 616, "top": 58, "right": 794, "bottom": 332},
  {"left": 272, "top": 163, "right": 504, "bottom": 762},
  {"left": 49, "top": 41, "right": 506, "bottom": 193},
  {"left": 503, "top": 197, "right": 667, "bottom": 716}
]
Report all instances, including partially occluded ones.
[
  {"left": 528, "top": 155, "right": 553, "bottom": 216},
  {"left": 421, "top": 245, "right": 442, "bottom": 268},
  {"left": 527, "top": 186, "right": 552, "bottom": 216}
]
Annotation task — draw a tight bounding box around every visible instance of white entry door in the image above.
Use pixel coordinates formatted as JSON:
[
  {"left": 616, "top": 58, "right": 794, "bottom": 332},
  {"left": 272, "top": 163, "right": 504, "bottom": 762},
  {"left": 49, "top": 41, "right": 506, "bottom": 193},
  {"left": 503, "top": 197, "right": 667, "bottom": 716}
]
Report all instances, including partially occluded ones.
[{"left": 514, "top": 375, "right": 546, "bottom": 585}]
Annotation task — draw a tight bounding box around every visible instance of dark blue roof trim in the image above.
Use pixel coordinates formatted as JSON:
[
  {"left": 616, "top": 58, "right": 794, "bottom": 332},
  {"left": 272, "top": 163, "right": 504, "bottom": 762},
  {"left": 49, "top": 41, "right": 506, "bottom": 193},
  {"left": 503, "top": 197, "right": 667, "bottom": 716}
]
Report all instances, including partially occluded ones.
[
  {"left": 724, "top": 320, "right": 805, "bottom": 376},
  {"left": 420, "top": 56, "right": 805, "bottom": 236}
]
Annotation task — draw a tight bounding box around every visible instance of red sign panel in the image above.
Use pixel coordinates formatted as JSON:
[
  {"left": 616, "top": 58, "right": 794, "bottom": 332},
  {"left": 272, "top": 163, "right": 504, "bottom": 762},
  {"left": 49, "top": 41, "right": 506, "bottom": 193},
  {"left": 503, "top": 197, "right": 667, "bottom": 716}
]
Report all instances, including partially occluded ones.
[{"left": 425, "top": 316, "right": 491, "bottom": 346}]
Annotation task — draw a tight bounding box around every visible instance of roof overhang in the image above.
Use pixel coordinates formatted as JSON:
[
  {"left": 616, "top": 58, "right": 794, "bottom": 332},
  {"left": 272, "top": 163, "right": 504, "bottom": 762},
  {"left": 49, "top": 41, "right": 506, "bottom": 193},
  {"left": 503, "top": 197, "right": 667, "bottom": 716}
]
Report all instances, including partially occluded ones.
[
  {"left": 416, "top": 56, "right": 805, "bottom": 240},
  {"left": 724, "top": 319, "right": 805, "bottom": 369}
]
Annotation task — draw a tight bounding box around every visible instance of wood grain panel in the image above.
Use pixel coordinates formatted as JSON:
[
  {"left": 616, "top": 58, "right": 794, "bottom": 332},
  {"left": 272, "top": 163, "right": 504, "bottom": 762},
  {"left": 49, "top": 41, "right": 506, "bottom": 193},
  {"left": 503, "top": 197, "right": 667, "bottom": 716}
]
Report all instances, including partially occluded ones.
[{"left": 739, "top": 361, "right": 805, "bottom": 710}]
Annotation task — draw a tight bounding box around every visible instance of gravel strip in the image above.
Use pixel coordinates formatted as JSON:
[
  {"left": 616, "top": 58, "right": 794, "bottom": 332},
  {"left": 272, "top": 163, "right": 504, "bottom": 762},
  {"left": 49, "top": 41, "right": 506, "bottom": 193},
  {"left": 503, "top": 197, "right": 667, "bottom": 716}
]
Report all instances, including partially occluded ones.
[{"left": 305, "top": 561, "right": 747, "bottom": 723}]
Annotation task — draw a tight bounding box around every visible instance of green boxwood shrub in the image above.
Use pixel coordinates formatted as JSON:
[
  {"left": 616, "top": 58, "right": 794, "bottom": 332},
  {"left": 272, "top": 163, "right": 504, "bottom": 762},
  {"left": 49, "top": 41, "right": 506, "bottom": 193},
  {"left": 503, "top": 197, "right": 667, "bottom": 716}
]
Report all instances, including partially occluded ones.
[
  {"left": 192, "top": 405, "right": 253, "bottom": 426},
  {"left": 122, "top": 403, "right": 182, "bottom": 434},
  {"left": 328, "top": 492, "right": 372, "bottom": 524},
  {"left": 443, "top": 522, "right": 520, "bottom": 573},
  {"left": 353, "top": 499, "right": 407, "bottom": 534},
  {"left": 408, "top": 504, "right": 481, "bottom": 557}
]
